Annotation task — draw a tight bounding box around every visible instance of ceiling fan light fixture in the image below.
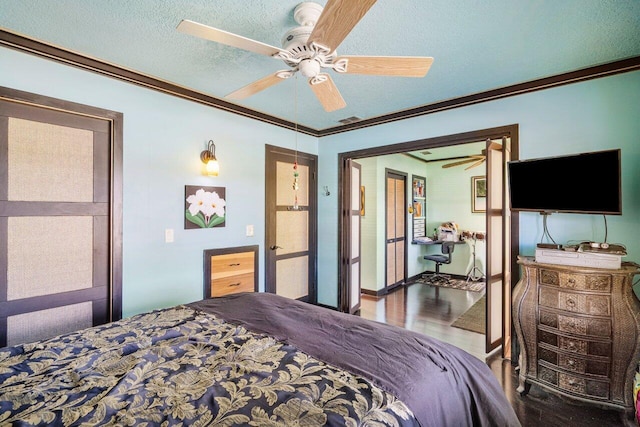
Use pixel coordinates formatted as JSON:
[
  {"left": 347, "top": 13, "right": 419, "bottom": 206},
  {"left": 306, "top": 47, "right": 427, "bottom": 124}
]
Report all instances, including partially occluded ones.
[{"left": 299, "top": 59, "right": 321, "bottom": 77}]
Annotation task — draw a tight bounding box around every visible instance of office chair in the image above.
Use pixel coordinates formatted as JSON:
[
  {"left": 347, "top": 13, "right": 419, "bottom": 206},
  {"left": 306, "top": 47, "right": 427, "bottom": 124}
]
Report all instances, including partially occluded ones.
[{"left": 421, "top": 241, "right": 455, "bottom": 285}]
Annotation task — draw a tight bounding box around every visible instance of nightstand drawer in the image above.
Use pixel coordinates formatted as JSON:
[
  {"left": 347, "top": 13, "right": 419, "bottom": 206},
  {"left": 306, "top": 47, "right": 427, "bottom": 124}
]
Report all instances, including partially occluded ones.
[
  {"left": 204, "top": 246, "right": 258, "bottom": 299},
  {"left": 538, "top": 287, "right": 610, "bottom": 316},
  {"left": 211, "top": 251, "right": 254, "bottom": 277},
  {"left": 211, "top": 272, "right": 255, "bottom": 297}
]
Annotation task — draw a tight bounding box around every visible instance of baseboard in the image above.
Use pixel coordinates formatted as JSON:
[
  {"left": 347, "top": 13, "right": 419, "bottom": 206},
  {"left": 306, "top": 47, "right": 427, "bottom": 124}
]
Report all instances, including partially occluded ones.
[
  {"left": 315, "top": 302, "right": 339, "bottom": 311},
  {"left": 361, "top": 281, "right": 405, "bottom": 297}
]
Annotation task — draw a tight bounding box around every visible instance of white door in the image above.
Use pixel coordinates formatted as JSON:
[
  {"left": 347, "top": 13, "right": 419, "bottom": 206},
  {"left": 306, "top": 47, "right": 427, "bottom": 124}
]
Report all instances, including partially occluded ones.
[
  {"left": 485, "top": 137, "right": 511, "bottom": 354},
  {"left": 347, "top": 160, "right": 362, "bottom": 313}
]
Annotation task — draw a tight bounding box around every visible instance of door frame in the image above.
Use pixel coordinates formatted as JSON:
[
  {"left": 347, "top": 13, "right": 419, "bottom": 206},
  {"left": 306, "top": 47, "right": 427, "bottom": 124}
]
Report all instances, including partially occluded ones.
[
  {"left": 337, "top": 125, "right": 520, "bottom": 358},
  {"left": 265, "top": 144, "right": 318, "bottom": 303}
]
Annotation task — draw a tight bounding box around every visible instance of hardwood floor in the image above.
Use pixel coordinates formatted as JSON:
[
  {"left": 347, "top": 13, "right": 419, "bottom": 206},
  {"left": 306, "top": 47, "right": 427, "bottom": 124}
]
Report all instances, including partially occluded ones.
[{"left": 359, "top": 282, "right": 635, "bottom": 427}]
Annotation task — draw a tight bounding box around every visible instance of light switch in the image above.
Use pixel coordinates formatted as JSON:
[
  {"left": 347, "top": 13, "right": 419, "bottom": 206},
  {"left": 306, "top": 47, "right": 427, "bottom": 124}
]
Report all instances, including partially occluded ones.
[
  {"left": 246, "top": 225, "right": 254, "bottom": 237},
  {"left": 165, "top": 228, "right": 174, "bottom": 243}
]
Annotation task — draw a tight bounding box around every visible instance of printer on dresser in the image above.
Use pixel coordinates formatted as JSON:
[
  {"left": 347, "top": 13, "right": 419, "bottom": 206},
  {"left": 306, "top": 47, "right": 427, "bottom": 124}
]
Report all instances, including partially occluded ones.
[{"left": 513, "top": 256, "right": 640, "bottom": 418}]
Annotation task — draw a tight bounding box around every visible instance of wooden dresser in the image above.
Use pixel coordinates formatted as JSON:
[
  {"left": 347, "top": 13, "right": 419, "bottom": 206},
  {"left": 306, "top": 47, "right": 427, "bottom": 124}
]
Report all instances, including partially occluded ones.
[
  {"left": 204, "top": 246, "right": 258, "bottom": 297},
  {"left": 513, "top": 256, "right": 640, "bottom": 413}
]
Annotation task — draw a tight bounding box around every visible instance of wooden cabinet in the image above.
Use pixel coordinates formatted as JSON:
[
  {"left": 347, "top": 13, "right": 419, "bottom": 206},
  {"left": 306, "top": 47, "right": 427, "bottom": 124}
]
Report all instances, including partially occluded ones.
[
  {"left": 204, "top": 246, "right": 258, "bottom": 298},
  {"left": 513, "top": 256, "right": 640, "bottom": 413}
]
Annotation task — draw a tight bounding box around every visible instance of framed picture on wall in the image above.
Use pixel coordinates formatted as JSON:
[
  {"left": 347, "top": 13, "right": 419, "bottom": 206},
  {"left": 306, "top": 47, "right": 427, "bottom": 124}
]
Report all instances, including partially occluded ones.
[
  {"left": 185, "top": 185, "right": 226, "bottom": 229},
  {"left": 471, "top": 176, "right": 486, "bottom": 213}
]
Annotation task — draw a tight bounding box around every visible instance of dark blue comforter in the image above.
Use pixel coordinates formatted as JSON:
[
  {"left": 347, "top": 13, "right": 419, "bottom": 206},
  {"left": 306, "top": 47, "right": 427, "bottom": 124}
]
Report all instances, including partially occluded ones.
[{"left": 0, "top": 292, "right": 521, "bottom": 426}]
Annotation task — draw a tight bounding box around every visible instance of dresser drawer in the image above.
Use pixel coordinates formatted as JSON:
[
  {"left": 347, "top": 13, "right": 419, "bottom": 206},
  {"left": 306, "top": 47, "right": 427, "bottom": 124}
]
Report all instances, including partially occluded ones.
[
  {"left": 538, "top": 309, "right": 611, "bottom": 337},
  {"left": 538, "top": 329, "right": 611, "bottom": 357},
  {"left": 211, "top": 272, "right": 255, "bottom": 297},
  {"left": 538, "top": 345, "right": 610, "bottom": 377},
  {"left": 539, "top": 269, "right": 612, "bottom": 292},
  {"left": 538, "top": 364, "right": 609, "bottom": 399},
  {"left": 538, "top": 287, "right": 610, "bottom": 316}
]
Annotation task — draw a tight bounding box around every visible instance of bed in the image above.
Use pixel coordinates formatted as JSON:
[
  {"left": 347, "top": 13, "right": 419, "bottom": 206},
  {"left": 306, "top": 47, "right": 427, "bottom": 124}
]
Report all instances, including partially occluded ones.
[{"left": 0, "top": 292, "right": 521, "bottom": 426}]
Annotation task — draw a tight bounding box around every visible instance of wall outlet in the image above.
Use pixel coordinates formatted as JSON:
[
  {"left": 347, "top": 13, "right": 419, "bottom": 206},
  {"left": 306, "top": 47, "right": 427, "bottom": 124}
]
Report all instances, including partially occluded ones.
[
  {"left": 165, "top": 228, "right": 174, "bottom": 243},
  {"left": 246, "top": 225, "right": 254, "bottom": 237}
]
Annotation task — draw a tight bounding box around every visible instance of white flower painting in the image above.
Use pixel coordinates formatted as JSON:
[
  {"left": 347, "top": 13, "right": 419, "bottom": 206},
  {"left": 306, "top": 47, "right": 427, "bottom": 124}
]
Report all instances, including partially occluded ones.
[{"left": 185, "top": 185, "right": 226, "bottom": 229}]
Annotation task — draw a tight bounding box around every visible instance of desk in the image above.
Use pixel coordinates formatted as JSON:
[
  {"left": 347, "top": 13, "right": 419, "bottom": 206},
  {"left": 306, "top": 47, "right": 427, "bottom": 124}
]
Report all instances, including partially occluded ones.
[
  {"left": 413, "top": 239, "right": 482, "bottom": 281},
  {"left": 411, "top": 239, "right": 465, "bottom": 245}
]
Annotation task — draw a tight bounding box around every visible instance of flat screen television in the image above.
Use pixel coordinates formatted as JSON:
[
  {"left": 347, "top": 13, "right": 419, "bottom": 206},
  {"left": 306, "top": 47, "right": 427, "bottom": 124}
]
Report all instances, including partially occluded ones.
[{"left": 507, "top": 149, "right": 622, "bottom": 215}]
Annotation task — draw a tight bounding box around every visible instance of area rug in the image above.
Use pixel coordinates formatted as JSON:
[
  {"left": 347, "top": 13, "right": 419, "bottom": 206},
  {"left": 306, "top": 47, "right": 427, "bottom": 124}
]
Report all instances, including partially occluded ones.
[
  {"left": 451, "top": 295, "right": 485, "bottom": 334},
  {"left": 413, "top": 278, "right": 485, "bottom": 292}
]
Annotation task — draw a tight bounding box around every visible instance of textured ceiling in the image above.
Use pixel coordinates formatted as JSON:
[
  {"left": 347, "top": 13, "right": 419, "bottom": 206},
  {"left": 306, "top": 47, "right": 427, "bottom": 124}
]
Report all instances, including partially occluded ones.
[{"left": 1, "top": 0, "right": 639, "bottom": 130}]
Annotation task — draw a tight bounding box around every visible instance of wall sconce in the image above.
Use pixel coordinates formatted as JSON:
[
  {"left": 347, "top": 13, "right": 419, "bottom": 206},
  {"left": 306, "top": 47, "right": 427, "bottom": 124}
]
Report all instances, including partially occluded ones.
[{"left": 200, "top": 140, "right": 219, "bottom": 176}]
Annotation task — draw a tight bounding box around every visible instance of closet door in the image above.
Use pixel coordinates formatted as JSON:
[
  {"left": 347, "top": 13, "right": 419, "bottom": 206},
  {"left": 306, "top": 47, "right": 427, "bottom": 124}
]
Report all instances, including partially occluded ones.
[
  {"left": 0, "top": 89, "right": 122, "bottom": 347},
  {"left": 385, "top": 170, "right": 406, "bottom": 288}
]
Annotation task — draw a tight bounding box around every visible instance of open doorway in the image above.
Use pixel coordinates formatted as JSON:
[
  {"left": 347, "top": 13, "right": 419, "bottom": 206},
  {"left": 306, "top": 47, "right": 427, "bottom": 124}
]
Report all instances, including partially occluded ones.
[{"left": 338, "top": 125, "right": 520, "bottom": 358}]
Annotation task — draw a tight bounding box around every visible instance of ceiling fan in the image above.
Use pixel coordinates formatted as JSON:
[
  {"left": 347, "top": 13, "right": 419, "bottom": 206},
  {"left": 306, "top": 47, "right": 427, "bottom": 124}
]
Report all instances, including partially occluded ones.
[
  {"left": 442, "top": 151, "right": 487, "bottom": 170},
  {"left": 440, "top": 141, "right": 502, "bottom": 170},
  {"left": 176, "top": 0, "right": 434, "bottom": 112}
]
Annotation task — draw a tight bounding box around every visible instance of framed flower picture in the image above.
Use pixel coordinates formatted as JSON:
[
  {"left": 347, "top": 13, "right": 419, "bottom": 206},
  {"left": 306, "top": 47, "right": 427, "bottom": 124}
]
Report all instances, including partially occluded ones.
[{"left": 185, "top": 185, "right": 226, "bottom": 229}]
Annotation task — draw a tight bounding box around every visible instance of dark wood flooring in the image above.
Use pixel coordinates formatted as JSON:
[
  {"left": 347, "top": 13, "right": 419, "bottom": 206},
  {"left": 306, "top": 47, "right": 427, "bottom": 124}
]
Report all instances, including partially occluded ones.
[{"left": 359, "top": 282, "right": 635, "bottom": 427}]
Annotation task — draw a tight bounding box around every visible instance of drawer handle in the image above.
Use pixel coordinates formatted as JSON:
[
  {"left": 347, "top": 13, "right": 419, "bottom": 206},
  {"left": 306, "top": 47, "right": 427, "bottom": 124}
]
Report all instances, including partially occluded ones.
[
  {"left": 566, "top": 299, "right": 576, "bottom": 307},
  {"left": 228, "top": 263, "right": 241, "bottom": 266},
  {"left": 567, "top": 278, "right": 576, "bottom": 284},
  {"left": 229, "top": 283, "right": 241, "bottom": 287}
]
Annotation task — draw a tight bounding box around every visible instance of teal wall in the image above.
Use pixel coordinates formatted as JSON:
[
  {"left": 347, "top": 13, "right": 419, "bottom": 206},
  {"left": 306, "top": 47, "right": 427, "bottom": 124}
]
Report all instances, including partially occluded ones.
[
  {"left": 2, "top": 46, "right": 639, "bottom": 311},
  {"left": 318, "top": 71, "right": 640, "bottom": 306},
  {"left": 0, "top": 47, "right": 317, "bottom": 317}
]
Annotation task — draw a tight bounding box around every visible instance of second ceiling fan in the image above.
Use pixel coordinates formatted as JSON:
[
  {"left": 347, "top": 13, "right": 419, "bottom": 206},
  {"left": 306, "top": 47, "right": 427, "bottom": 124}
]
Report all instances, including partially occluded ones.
[
  {"left": 442, "top": 151, "right": 487, "bottom": 170},
  {"left": 177, "top": 0, "right": 434, "bottom": 112}
]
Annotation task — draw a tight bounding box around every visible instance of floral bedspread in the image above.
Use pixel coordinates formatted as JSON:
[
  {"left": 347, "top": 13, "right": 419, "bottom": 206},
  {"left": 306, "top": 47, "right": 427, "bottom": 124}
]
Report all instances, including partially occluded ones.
[{"left": 0, "top": 305, "right": 417, "bottom": 426}]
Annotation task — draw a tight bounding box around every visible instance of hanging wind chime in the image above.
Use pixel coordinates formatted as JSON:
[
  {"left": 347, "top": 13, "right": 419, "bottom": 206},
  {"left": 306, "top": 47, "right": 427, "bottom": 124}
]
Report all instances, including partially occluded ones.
[{"left": 292, "top": 75, "right": 300, "bottom": 211}]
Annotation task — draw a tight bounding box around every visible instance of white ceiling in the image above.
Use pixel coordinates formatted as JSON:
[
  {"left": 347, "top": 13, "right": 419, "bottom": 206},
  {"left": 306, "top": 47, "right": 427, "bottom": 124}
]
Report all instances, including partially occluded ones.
[{"left": 1, "top": 0, "right": 639, "bottom": 131}]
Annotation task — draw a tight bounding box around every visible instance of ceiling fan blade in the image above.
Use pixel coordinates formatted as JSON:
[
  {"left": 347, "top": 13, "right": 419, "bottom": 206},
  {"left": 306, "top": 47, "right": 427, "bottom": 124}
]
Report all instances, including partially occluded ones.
[
  {"left": 464, "top": 158, "right": 486, "bottom": 170},
  {"left": 442, "top": 158, "right": 478, "bottom": 168},
  {"left": 308, "top": 0, "right": 377, "bottom": 53},
  {"left": 487, "top": 141, "right": 503, "bottom": 151},
  {"left": 225, "top": 72, "right": 289, "bottom": 100},
  {"left": 309, "top": 73, "right": 346, "bottom": 112},
  {"left": 335, "top": 56, "right": 434, "bottom": 77},
  {"left": 177, "top": 19, "right": 286, "bottom": 57}
]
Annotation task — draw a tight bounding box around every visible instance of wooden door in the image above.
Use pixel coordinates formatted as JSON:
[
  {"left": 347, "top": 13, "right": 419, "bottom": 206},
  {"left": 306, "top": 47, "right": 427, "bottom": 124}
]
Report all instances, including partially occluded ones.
[
  {"left": 485, "top": 137, "right": 511, "bottom": 354},
  {"left": 0, "top": 87, "right": 122, "bottom": 347},
  {"left": 265, "top": 145, "right": 317, "bottom": 302},
  {"left": 385, "top": 170, "right": 406, "bottom": 288}
]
